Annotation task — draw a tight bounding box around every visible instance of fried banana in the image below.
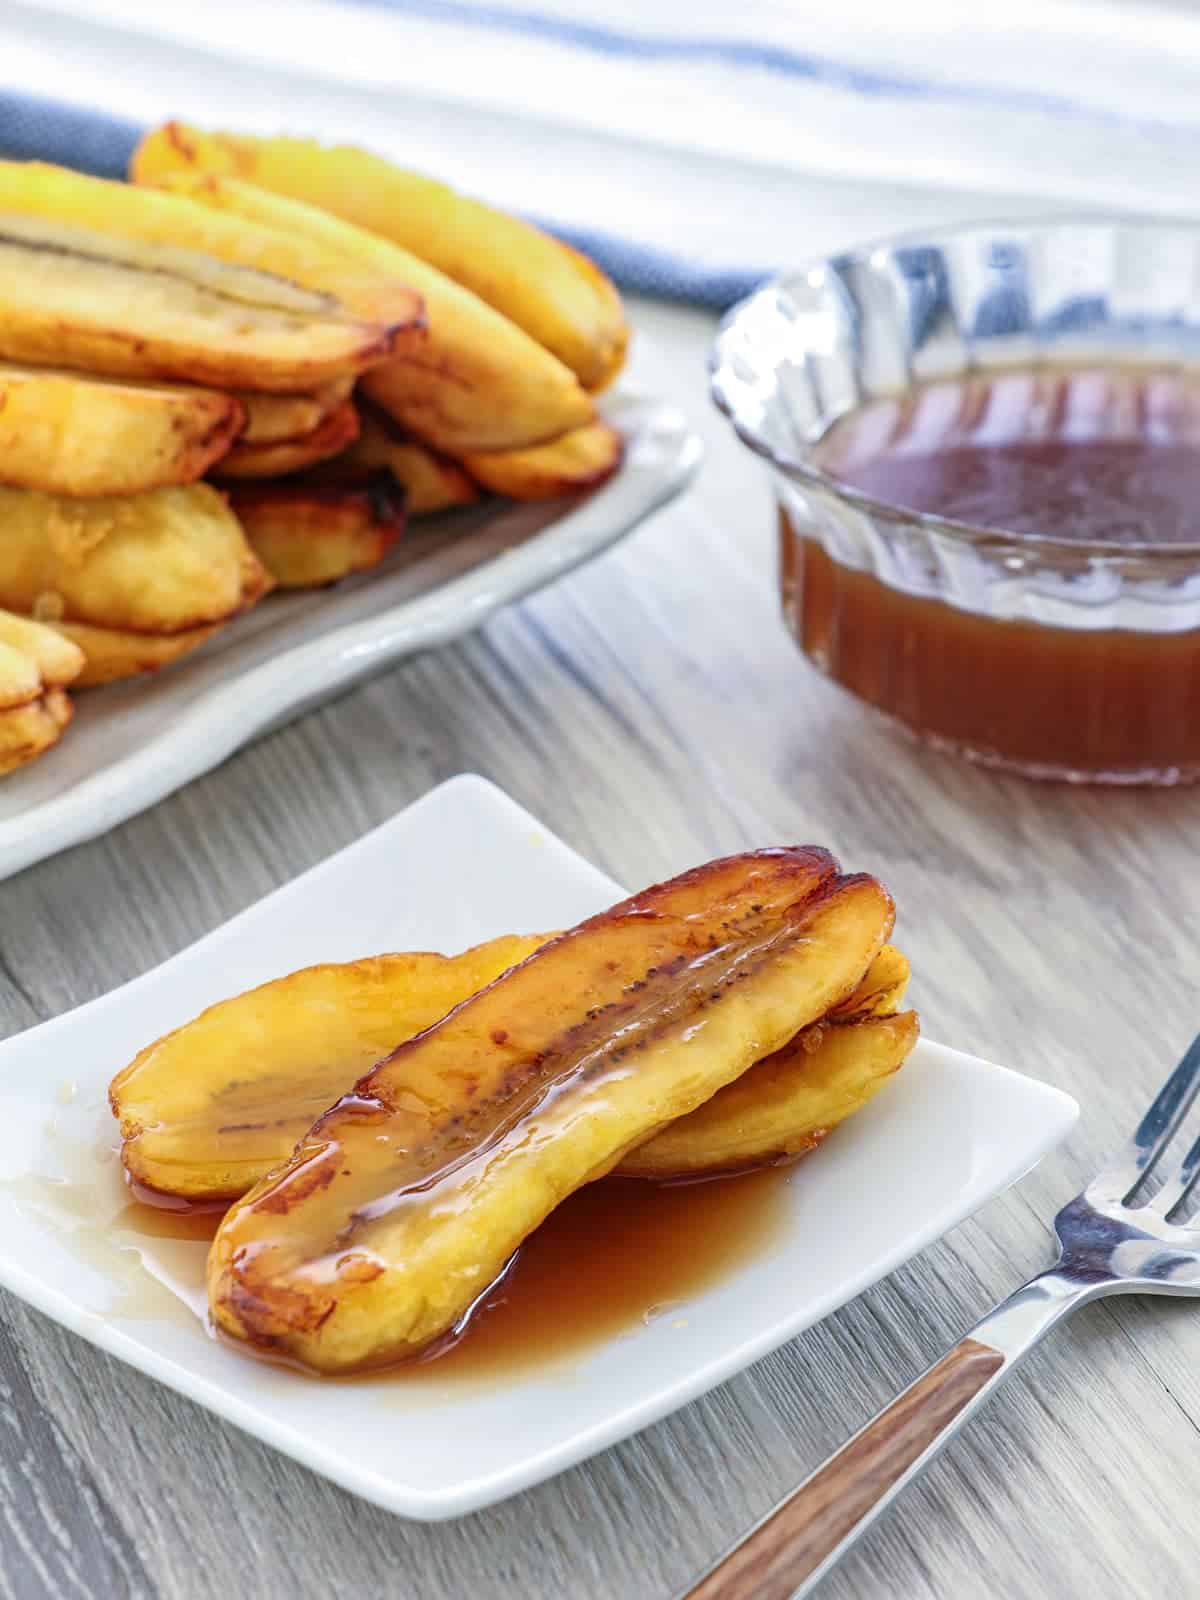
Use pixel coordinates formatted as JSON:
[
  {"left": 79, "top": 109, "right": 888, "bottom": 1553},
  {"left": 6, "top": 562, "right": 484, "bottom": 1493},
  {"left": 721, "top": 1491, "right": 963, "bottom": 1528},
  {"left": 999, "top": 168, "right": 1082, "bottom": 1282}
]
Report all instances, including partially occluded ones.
[
  {"left": 0, "top": 610, "right": 82, "bottom": 775},
  {"left": 0, "top": 482, "right": 270, "bottom": 635},
  {"left": 55, "top": 618, "right": 222, "bottom": 686},
  {"left": 0, "top": 685, "right": 72, "bottom": 776},
  {"left": 0, "top": 364, "right": 242, "bottom": 496},
  {"left": 145, "top": 172, "right": 595, "bottom": 453},
  {"left": 229, "top": 471, "right": 405, "bottom": 589},
  {"left": 0, "top": 161, "right": 423, "bottom": 388},
  {"left": 51, "top": 532, "right": 271, "bottom": 685},
  {"left": 831, "top": 943, "right": 910, "bottom": 1020},
  {"left": 237, "top": 379, "right": 353, "bottom": 445},
  {"left": 334, "top": 405, "right": 478, "bottom": 515},
  {"left": 109, "top": 936, "right": 911, "bottom": 1206},
  {"left": 0, "top": 609, "right": 85, "bottom": 693},
  {"left": 0, "top": 638, "right": 48, "bottom": 712},
  {"left": 110, "top": 934, "right": 548, "bottom": 1201},
  {"left": 209, "top": 850, "right": 892, "bottom": 1372},
  {"left": 462, "top": 420, "right": 624, "bottom": 501},
  {"left": 0, "top": 211, "right": 393, "bottom": 392},
  {"left": 133, "top": 124, "right": 630, "bottom": 391},
  {"left": 216, "top": 400, "right": 360, "bottom": 480},
  {"left": 619, "top": 1011, "right": 919, "bottom": 1179},
  {"left": 619, "top": 943, "right": 915, "bottom": 1179}
]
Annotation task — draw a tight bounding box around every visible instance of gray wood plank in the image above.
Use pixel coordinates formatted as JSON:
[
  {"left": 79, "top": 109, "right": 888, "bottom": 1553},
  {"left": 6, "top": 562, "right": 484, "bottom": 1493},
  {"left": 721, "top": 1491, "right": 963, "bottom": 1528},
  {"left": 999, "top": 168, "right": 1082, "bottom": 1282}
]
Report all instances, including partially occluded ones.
[{"left": 1, "top": 299, "right": 1198, "bottom": 1599}]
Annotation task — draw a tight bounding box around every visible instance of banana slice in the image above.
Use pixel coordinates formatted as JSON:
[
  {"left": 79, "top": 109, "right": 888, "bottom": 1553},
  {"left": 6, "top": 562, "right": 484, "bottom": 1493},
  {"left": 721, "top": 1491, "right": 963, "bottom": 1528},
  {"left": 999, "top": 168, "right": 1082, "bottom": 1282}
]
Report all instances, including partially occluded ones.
[
  {"left": 0, "top": 364, "right": 243, "bottom": 495},
  {"left": 229, "top": 470, "right": 405, "bottom": 589},
  {"left": 216, "top": 400, "right": 360, "bottom": 480},
  {"left": 110, "top": 935, "right": 548, "bottom": 1200},
  {"left": 334, "top": 405, "right": 479, "bottom": 516},
  {"left": 236, "top": 379, "right": 353, "bottom": 446},
  {"left": 209, "top": 851, "right": 892, "bottom": 1372},
  {"left": 831, "top": 942, "right": 911, "bottom": 1020},
  {"left": 132, "top": 123, "right": 630, "bottom": 391},
  {"left": 0, "top": 609, "right": 85, "bottom": 692},
  {"left": 0, "top": 686, "right": 72, "bottom": 776},
  {"left": 0, "top": 160, "right": 424, "bottom": 388},
  {"left": 0, "top": 210, "right": 390, "bottom": 392},
  {"left": 0, "top": 610, "right": 83, "bottom": 776},
  {"left": 54, "top": 618, "right": 224, "bottom": 687},
  {"left": 618, "top": 1010, "right": 919, "bottom": 1178},
  {"left": 48, "top": 533, "right": 273, "bottom": 686},
  {"left": 462, "top": 420, "right": 624, "bottom": 501},
  {"left": 0, "top": 482, "right": 270, "bottom": 635},
  {"left": 144, "top": 172, "right": 596, "bottom": 453}
]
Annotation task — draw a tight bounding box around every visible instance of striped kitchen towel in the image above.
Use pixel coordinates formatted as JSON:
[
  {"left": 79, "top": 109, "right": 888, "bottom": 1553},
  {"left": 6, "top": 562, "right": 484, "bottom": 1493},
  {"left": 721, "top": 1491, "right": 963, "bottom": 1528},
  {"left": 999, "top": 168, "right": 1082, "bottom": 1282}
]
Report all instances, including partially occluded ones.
[{"left": 0, "top": 0, "right": 1198, "bottom": 307}]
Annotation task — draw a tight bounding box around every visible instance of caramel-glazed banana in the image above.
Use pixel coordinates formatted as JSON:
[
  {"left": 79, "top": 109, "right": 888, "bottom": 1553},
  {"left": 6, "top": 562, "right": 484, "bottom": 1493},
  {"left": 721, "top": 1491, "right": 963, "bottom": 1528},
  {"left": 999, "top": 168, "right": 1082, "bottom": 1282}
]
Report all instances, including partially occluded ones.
[
  {"left": 208, "top": 849, "right": 893, "bottom": 1372},
  {"left": 112, "top": 937, "right": 547, "bottom": 1200},
  {"left": 111, "top": 940, "right": 913, "bottom": 1202}
]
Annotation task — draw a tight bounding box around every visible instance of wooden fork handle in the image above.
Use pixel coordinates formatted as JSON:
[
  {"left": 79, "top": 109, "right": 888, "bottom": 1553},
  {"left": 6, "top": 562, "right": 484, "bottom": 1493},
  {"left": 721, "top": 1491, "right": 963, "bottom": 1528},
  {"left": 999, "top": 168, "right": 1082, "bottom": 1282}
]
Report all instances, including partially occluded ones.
[{"left": 682, "top": 1337, "right": 1005, "bottom": 1600}]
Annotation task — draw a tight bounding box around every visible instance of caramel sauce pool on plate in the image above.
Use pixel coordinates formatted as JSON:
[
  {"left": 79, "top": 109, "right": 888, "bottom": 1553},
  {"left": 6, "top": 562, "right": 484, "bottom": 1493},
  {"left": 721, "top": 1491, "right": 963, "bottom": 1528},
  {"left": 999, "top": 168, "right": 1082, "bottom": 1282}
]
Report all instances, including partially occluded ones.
[{"left": 121, "top": 1166, "right": 791, "bottom": 1380}]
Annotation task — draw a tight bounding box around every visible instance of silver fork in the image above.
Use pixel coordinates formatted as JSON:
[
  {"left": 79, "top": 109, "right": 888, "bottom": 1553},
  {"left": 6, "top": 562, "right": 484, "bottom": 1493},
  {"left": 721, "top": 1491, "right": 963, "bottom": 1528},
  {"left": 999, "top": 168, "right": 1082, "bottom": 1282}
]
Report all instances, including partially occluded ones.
[{"left": 679, "top": 1033, "right": 1200, "bottom": 1600}]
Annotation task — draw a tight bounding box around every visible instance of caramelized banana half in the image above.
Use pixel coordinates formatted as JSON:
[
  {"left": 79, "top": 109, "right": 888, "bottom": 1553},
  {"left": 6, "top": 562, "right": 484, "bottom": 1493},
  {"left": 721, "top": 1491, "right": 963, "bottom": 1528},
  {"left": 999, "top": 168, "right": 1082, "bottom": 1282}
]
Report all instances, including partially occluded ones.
[
  {"left": 618, "top": 1011, "right": 919, "bottom": 1179},
  {"left": 625, "top": 943, "right": 915, "bottom": 1179},
  {"left": 110, "top": 935, "right": 910, "bottom": 1204},
  {"left": 209, "top": 850, "right": 892, "bottom": 1372},
  {"left": 830, "top": 942, "right": 909, "bottom": 1020},
  {"left": 111, "top": 935, "right": 546, "bottom": 1200}
]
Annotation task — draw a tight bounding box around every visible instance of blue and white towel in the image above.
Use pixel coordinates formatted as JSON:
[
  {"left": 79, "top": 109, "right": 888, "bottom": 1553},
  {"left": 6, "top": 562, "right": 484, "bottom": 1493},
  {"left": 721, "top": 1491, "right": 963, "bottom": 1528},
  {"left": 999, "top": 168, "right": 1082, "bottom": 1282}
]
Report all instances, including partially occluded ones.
[{"left": 0, "top": 0, "right": 1197, "bottom": 306}]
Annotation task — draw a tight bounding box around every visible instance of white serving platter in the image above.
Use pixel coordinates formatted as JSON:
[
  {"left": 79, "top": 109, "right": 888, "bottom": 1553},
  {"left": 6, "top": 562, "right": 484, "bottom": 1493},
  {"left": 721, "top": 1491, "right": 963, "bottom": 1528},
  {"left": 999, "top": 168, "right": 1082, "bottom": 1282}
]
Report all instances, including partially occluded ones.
[
  {"left": 0, "top": 775, "right": 1077, "bottom": 1519},
  {"left": 0, "top": 389, "right": 700, "bottom": 880}
]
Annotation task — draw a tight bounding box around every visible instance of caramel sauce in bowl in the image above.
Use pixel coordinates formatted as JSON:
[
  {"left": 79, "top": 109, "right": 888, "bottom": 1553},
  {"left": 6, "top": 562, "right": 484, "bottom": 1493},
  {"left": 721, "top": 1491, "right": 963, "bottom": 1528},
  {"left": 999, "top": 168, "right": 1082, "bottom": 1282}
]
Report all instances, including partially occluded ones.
[
  {"left": 711, "top": 219, "right": 1200, "bottom": 783},
  {"left": 784, "top": 368, "right": 1200, "bottom": 782}
]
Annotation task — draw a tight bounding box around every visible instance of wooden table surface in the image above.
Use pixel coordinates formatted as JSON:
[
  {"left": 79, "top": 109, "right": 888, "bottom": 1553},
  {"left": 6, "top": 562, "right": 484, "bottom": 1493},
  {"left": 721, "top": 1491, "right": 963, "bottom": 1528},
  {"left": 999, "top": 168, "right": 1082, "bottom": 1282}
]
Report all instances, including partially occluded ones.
[{"left": 2, "top": 299, "right": 1197, "bottom": 1600}]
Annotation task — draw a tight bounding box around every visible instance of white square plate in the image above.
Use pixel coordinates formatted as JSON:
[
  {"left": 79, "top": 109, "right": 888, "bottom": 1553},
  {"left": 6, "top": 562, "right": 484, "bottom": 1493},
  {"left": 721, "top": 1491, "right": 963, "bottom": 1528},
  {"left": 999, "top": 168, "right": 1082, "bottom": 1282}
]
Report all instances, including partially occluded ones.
[
  {"left": 0, "top": 388, "right": 699, "bottom": 882},
  {"left": 0, "top": 776, "right": 1077, "bottom": 1520}
]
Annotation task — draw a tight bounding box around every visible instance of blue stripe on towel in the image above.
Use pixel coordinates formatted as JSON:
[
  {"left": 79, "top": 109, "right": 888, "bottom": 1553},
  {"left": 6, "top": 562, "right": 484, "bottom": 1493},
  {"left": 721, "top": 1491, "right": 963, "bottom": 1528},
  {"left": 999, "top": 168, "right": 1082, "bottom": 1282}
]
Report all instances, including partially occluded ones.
[
  {"left": 0, "top": 89, "right": 768, "bottom": 306},
  {"left": 349, "top": 0, "right": 1196, "bottom": 140},
  {"left": 352, "top": 0, "right": 939, "bottom": 99},
  {"left": 0, "top": 92, "right": 137, "bottom": 180}
]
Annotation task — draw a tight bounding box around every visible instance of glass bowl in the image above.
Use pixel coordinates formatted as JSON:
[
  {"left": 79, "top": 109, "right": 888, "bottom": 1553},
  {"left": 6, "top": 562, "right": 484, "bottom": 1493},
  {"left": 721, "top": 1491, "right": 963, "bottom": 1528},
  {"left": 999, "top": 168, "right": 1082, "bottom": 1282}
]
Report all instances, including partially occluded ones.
[{"left": 710, "top": 218, "right": 1200, "bottom": 785}]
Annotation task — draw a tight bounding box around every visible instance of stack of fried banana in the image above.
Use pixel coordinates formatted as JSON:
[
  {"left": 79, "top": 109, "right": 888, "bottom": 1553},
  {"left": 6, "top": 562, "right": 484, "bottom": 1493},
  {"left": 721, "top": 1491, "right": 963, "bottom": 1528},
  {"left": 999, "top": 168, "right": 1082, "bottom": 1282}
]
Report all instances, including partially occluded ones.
[
  {"left": 0, "top": 127, "right": 629, "bottom": 772},
  {"left": 110, "top": 848, "right": 919, "bottom": 1375}
]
